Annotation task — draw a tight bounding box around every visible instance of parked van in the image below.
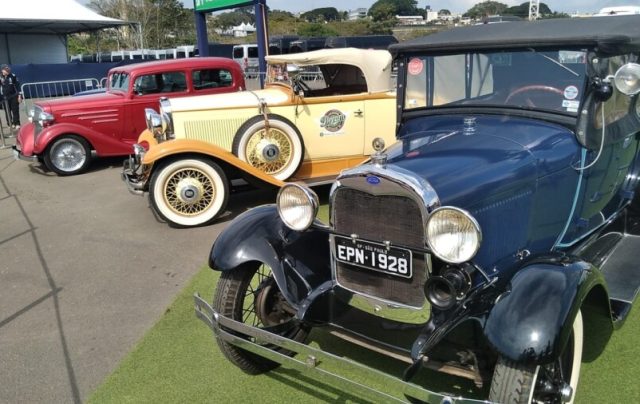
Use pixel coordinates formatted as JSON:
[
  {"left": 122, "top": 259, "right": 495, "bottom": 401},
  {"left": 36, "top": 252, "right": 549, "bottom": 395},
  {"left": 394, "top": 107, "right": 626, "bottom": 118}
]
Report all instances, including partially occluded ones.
[{"left": 232, "top": 44, "right": 259, "bottom": 73}]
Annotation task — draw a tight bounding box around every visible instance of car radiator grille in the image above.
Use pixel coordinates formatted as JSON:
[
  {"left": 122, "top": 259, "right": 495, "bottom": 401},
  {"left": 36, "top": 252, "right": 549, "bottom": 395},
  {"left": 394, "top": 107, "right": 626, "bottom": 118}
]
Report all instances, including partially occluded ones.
[{"left": 332, "top": 188, "right": 428, "bottom": 307}]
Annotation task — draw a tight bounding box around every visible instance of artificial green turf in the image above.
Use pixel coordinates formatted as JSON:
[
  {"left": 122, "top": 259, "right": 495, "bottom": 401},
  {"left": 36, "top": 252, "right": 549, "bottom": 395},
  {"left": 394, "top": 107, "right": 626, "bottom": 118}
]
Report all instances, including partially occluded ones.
[{"left": 89, "top": 203, "right": 640, "bottom": 403}]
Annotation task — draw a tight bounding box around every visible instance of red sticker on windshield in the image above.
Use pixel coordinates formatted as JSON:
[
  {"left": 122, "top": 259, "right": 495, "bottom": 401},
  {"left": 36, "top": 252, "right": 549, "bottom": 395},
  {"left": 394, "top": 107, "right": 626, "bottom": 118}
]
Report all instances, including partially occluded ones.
[{"left": 408, "top": 58, "right": 424, "bottom": 75}]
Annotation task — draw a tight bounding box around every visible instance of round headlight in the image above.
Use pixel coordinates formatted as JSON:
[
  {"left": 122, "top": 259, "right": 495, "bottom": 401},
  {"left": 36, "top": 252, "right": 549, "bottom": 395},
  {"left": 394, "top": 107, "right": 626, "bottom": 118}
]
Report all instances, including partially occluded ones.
[
  {"left": 614, "top": 63, "right": 640, "bottom": 96},
  {"left": 145, "top": 108, "right": 163, "bottom": 137},
  {"left": 426, "top": 207, "right": 481, "bottom": 264},
  {"left": 277, "top": 184, "right": 319, "bottom": 231}
]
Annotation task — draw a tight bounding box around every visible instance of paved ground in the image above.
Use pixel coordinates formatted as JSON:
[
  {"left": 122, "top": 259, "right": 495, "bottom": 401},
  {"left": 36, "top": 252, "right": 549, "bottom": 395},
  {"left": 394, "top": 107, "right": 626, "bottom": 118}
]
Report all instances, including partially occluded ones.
[{"left": 0, "top": 128, "right": 277, "bottom": 403}]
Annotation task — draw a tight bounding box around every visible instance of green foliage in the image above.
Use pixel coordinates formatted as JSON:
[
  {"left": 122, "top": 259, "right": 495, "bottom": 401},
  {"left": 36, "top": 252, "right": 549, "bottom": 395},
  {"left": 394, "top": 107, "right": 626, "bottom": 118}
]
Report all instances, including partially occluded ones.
[
  {"left": 300, "top": 7, "right": 341, "bottom": 22},
  {"left": 88, "top": 0, "right": 195, "bottom": 50},
  {"left": 439, "top": 9, "right": 451, "bottom": 16},
  {"left": 463, "top": 1, "right": 508, "bottom": 18},
  {"left": 369, "top": 0, "right": 419, "bottom": 22},
  {"left": 297, "top": 23, "right": 340, "bottom": 38},
  {"left": 268, "top": 9, "right": 295, "bottom": 21},
  {"left": 504, "top": 2, "right": 552, "bottom": 18}
]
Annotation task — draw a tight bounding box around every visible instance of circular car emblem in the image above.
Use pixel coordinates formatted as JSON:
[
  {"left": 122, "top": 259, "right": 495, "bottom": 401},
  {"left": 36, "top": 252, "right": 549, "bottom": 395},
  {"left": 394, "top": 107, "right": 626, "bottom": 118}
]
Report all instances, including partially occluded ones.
[
  {"left": 366, "top": 176, "right": 381, "bottom": 185},
  {"left": 320, "top": 109, "right": 346, "bottom": 132}
]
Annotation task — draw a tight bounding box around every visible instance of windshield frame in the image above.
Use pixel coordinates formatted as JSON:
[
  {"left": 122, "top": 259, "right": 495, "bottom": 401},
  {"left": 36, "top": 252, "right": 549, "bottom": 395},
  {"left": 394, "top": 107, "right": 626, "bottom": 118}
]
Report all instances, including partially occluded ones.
[{"left": 399, "top": 47, "right": 591, "bottom": 119}]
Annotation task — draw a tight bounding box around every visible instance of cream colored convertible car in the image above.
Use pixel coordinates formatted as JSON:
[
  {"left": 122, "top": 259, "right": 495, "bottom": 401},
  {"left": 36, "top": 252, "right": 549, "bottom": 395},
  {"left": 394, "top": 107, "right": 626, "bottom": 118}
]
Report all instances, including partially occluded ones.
[{"left": 123, "top": 47, "right": 396, "bottom": 227}]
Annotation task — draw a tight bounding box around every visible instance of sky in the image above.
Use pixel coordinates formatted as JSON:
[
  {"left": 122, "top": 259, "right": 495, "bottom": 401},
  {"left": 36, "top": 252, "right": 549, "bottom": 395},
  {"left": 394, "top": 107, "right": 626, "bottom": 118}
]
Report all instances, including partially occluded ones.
[{"left": 80, "top": 1, "right": 638, "bottom": 15}]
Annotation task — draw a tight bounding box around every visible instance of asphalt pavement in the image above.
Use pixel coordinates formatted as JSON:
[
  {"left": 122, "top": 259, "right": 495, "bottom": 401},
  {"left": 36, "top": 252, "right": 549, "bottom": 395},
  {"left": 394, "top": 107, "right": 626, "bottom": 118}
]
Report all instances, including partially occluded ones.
[{"left": 0, "top": 127, "right": 277, "bottom": 403}]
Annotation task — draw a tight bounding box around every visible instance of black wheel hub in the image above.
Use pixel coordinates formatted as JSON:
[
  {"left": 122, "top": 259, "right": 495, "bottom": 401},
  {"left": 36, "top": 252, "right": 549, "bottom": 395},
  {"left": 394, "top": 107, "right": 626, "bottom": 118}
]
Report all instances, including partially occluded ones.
[{"left": 254, "top": 277, "right": 295, "bottom": 327}]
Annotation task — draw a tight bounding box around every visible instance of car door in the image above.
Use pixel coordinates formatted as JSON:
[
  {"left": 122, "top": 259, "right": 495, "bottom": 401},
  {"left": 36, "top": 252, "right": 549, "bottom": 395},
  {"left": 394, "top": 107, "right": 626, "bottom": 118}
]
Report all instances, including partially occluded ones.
[
  {"left": 296, "top": 95, "right": 365, "bottom": 160},
  {"left": 563, "top": 85, "right": 640, "bottom": 244},
  {"left": 124, "top": 70, "right": 189, "bottom": 143}
]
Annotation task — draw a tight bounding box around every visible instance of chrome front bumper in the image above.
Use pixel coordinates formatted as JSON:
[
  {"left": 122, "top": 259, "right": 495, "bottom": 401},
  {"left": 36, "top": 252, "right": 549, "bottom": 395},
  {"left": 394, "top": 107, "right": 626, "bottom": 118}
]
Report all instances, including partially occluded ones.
[
  {"left": 11, "top": 145, "right": 38, "bottom": 162},
  {"left": 121, "top": 155, "right": 147, "bottom": 195},
  {"left": 193, "top": 293, "right": 491, "bottom": 404}
]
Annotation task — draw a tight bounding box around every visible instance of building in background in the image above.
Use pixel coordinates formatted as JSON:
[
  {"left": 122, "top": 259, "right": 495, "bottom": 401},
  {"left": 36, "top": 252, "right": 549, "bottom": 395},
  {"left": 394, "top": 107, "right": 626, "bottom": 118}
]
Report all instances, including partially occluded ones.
[{"left": 348, "top": 8, "right": 368, "bottom": 21}]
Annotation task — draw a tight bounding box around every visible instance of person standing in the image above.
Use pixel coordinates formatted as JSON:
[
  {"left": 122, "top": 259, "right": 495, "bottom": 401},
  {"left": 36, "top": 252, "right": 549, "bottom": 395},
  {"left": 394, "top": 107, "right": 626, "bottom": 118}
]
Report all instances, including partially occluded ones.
[{"left": 1, "top": 64, "right": 22, "bottom": 129}]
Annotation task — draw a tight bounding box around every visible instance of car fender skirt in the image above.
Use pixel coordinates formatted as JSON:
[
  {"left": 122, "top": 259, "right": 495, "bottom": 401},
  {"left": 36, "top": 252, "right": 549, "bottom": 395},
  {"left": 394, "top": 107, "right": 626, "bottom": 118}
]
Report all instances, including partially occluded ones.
[
  {"left": 484, "top": 257, "right": 605, "bottom": 365},
  {"left": 209, "top": 205, "right": 331, "bottom": 306}
]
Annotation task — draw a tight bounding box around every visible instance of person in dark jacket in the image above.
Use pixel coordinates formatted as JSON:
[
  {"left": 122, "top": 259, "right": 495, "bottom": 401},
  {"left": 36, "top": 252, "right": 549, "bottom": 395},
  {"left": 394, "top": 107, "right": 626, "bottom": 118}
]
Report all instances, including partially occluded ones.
[{"left": 1, "top": 64, "right": 22, "bottom": 129}]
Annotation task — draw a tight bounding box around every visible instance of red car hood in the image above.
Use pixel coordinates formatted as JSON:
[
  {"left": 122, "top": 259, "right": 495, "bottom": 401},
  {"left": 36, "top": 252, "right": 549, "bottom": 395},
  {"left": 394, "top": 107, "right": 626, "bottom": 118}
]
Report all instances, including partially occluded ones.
[{"left": 38, "top": 91, "right": 126, "bottom": 113}]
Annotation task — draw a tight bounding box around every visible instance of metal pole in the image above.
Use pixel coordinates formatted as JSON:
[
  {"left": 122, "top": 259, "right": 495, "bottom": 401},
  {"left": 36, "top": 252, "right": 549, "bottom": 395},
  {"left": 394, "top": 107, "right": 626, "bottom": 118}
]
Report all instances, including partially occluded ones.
[
  {"left": 0, "top": 99, "right": 10, "bottom": 149},
  {"left": 254, "top": 0, "right": 268, "bottom": 88},
  {"left": 194, "top": 9, "right": 209, "bottom": 57}
]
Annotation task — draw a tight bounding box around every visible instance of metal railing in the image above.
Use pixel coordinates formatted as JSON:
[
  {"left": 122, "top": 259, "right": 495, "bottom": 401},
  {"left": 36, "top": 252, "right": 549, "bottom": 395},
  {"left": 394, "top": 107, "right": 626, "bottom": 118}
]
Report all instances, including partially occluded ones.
[{"left": 21, "top": 78, "right": 102, "bottom": 114}]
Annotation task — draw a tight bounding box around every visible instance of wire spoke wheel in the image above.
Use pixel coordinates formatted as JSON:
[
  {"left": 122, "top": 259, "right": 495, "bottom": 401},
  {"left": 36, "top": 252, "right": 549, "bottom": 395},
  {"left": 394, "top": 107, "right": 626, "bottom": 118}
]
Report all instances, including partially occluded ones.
[
  {"left": 244, "top": 128, "right": 293, "bottom": 175},
  {"left": 233, "top": 115, "right": 304, "bottom": 181},
  {"left": 213, "top": 262, "right": 309, "bottom": 374},
  {"left": 44, "top": 135, "right": 91, "bottom": 175},
  {"left": 150, "top": 158, "right": 228, "bottom": 227},
  {"left": 163, "top": 167, "right": 215, "bottom": 216}
]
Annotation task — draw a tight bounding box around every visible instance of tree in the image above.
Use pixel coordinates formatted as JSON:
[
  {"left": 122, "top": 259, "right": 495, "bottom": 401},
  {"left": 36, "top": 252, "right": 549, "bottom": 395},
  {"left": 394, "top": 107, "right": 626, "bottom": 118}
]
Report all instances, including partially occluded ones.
[
  {"left": 297, "top": 22, "right": 339, "bottom": 37},
  {"left": 300, "top": 7, "right": 341, "bottom": 22},
  {"left": 438, "top": 9, "right": 451, "bottom": 16},
  {"left": 463, "top": 1, "right": 508, "bottom": 19},
  {"left": 369, "top": 0, "right": 419, "bottom": 22},
  {"left": 88, "top": 0, "right": 194, "bottom": 49},
  {"left": 268, "top": 9, "right": 294, "bottom": 21},
  {"left": 504, "top": 2, "right": 552, "bottom": 18}
]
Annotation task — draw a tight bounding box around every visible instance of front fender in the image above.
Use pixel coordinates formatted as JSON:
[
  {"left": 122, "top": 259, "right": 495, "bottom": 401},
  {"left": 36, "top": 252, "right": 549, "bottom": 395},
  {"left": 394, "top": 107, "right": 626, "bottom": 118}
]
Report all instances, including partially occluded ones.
[
  {"left": 209, "top": 205, "right": 331, "bottom": 307},
  {"left": 142, "top": 136, "right": 284, "bottom": 188},
  {"left": 484, "top": 256, "right": 606, "bottom": 364},
  {"left": 35, "top": 122, "right": 127, "bottom": 155}
]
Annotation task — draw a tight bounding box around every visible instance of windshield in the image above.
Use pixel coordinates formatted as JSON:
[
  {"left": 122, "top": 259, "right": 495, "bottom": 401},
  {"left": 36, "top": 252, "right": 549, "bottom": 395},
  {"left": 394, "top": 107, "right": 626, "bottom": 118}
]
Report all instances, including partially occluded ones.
[
  {"left": 109, "top": 72, "right": 130, "bottom": 92},
  {"left": 404, "top": 49, "right": 588, "bottom": 115}
]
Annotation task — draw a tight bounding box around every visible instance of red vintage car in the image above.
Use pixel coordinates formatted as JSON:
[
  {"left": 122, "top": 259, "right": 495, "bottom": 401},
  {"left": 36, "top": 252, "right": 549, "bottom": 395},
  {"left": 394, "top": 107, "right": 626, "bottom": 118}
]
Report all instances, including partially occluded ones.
[{"left": 12, "top": 58, "right": 245, "bottom": 175}]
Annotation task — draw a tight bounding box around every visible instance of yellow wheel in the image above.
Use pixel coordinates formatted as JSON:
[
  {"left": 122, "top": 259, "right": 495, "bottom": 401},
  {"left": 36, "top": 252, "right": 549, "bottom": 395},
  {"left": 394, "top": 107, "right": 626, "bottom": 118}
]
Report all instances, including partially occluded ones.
[
  {"left": 149, "top": 158, "right": 228, "bottom": 227},
  {"left": 233, "top": 116, "right": 304, "bottom": 181}
]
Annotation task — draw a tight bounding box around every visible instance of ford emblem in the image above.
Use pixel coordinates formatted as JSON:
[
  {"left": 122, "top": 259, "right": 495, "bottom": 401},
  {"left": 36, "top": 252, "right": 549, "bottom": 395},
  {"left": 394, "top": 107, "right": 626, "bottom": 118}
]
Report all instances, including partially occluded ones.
[{"left": 366, "top": 176, "right": 381, "bottom": 185}]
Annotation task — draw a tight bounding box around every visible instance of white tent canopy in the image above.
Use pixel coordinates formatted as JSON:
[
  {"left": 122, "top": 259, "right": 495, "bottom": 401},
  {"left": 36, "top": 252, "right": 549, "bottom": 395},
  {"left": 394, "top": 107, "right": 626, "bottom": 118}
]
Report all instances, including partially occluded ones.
[
  {"left": 0, "top": 0, "right": 127, "bottom": 34},
  {"left": 0, "top": 0, "right": 129, "bottom": 63}
]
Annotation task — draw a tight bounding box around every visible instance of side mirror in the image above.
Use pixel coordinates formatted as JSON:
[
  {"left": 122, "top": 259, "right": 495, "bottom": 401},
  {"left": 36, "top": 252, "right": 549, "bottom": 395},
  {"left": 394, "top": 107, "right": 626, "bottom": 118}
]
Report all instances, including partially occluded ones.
[{"left": 611, "top": 63, "right": 640, "bottom": 95}]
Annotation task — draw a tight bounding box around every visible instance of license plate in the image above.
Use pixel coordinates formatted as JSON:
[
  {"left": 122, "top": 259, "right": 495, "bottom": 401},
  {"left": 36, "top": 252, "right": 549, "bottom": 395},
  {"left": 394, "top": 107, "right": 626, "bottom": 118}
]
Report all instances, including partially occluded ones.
[{"left": 333, "top": 235, "right": 412, "bottom": 279}]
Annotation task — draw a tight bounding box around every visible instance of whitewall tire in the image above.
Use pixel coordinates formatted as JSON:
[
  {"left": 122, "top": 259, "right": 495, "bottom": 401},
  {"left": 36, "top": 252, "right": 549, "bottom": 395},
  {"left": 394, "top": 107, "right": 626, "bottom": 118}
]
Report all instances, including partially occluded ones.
[
  {"left": 233, "top": 115, "right": 304, "bottom": 181},
  {"left": 149, "top": 158, "right": 229, "bottom": 227}
]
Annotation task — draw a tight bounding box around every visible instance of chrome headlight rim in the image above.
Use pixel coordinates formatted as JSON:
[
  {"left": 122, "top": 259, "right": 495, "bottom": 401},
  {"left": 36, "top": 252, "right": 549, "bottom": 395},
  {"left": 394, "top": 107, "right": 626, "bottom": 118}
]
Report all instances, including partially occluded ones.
[
  {"left": 277, "top": 183, "right": 319, "bottom": 232},
  {"left": 425, "top": 206, "right": 482, "bottom": 264},
  {"left": 28, "top": 108, "right": 36, "bottom": 122},
  {"left": 144, "top": 108, "right": 164, "bottom": 139}
]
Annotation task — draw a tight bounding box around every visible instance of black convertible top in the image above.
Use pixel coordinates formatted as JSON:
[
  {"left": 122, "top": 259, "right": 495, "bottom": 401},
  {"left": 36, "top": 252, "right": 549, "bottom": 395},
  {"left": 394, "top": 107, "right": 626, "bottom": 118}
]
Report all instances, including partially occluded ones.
[{"left": 390, "top": 15, "right": 640, "bottom": 56}]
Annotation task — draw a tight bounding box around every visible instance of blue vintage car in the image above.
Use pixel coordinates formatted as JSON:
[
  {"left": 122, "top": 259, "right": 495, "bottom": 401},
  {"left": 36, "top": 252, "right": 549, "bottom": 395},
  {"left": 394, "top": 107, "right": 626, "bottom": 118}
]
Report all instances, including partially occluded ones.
[{"left": 195, "top": 15, "right": 640, "bottom": 403}]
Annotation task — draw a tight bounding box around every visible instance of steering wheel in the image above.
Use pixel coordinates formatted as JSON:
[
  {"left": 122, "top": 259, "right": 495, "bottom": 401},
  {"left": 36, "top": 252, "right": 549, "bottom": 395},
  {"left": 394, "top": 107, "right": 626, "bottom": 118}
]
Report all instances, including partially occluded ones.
[
  {"left": 292, "top": 75, "right": 311, "bottom": 95},
  {"left": 505, "top": 85, "right": 564, "bottom": 107}
]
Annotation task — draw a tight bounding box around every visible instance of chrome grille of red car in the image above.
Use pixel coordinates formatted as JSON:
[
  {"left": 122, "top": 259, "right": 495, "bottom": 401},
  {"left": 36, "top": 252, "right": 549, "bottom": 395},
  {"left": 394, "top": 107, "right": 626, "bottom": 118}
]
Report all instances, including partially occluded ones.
[{"left": 332, "top": 187, "right": 428, "bottom": 307}]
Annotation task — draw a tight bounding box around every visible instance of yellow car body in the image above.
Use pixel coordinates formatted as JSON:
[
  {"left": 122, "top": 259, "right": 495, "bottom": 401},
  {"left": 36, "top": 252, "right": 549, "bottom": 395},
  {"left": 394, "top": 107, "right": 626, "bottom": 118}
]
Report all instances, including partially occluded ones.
[{"left": 124, "top": 48, "right": 397, "bottom": 227}]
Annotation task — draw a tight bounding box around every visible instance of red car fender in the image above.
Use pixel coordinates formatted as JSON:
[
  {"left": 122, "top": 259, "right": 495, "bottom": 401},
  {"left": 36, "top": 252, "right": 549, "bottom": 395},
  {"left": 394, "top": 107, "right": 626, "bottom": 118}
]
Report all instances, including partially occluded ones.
[{"left": 34, "top": 122, "right": 134, "bottom": 156}]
